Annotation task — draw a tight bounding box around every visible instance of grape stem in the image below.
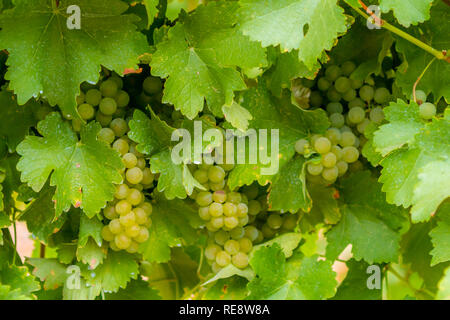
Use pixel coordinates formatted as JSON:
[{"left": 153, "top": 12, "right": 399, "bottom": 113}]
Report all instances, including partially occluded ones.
[
  {"left": 387, "top": 265, "right": 435, "bottom": 299},
  {"left": 412, "top": 57, "right": 436, "bottom": 103},
  {"left": 344, "top": 0, "right": 450, "bottom": 63}
]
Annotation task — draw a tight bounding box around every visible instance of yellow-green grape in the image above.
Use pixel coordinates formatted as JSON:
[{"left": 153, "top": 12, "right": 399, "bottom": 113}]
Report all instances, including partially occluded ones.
[
  {"left": 205, "top": 244, "right": 221, "bottom": 260},
  {"left": 126, "top": 241, "right": 140, "bottom": 254},
  {"left": 342, "top": 89, "right": 357, "bottom": 102},
  {"left": 76, "top": 92, "right": 85, "bottom": 105},
  {"left": 129, "top": 144, "right": 144, "bottom": 158},
  {"left": 224, "top": 216, "right": 239, "bottom": 229},
  {"left": 103, "top": 205, "right": 118, "bottom": 220},
  {"left": 101, "top": 226, "right": 114, "bottom": 242},
  {"left": 322, "top": 167, "right": 339, "bottom": 182},
  {"left": 115, "top": 200, "right": 132, "bottom": 216},
  {"left": 314, "top": 137, "right": 332, "bottom": 154},
  {"left": 227, "top": 192, "right": 242, "bottom": 204},
  {"left": 248, "top": 200, "right": 261, "bottom": 216},
  {"left": 208, "top": 166, "right": 226, "bottom": 184},
  {"left": 238, "top": 237, "right": 253, "bottom": 253},
  {"left": 115, "top": 184, "right": 130, "bottom": 200},
  {"left": 127, "top": 189, "right": 143, "bottom": 206},
  {"left": 196, "top": 191, "right": 213, "bottom": 207},
  {"left": 210, "top": 180, "right": 226, "bottom": 192},
  {"left": 242, "top": 184, "right": 259, "bottom": 200},
  {"left": 135, "top": 227, "right": 149, "bottom": 243},
  {"left": 119, "top": 211, "right": 136, "bottom": 227},
  {"left": 244, "top": 226, "right": 259, "bottom": 241},
  {"left": 109, "top": 241, "right": 120, "bottom": 251},
  {"left": 209, "top": 202, "right": 224, "bottom": 217},
  {"left": 134, "top": 208, "right": 148, "bottom": 225},
  {"left": 126, "top": 167, "right": 144, "bottom": 185},
  {"left": 325, "top": 128, "right": 341, "bottom": 145},
  {"left": 331, "top": 145, "right": 343, "bottom": 160},
  {"left": 78, "top": 103, "right": 95, "bottom": 120},
  {"left": 326, "top": 102, "right": 343, "bottom": 114},
  {"left": 98, "top": 128, "right": 115, "bottom": 145},
  {"left": 85, "top": 89, "right": 102, "bottom": 106},
  {"left": 351, "top": 78, "right": 364, "bottom": 90},
  {"left": 219, "top": 163, "right": 235, "bottom": 171},
  {"left": 419, "top": 102, "right": 436, "bottom": 120},
  {"left": 348, "top": 107, "right": 366, "bottom": 124},
  {"left": 262, "top": 224, "right": 276, "bottom": 238},
  {"left": 109, "top": 219, "right": 123, "bottom": 234},
  {"left": 139, "top": 202, "right": 153, "bottom": 215},
  {"left": 223, "top": 202, "right": 237, "bottom": 217},
  {"left": 359, "top": 85, "right": 374, "bottom": 102},
  {"left": 115, "top": 233, "right": 131, "bottom": 250},
  {"left": 374, "top": 87, "right": 391, "bottom": 104},
  {"left": 236, "top": 203, "right": 248, "bottom": 218},
  {"left": 212, "top": 190, "right": 227, "bottom": 203},
  {"left": 339, "top": 131, "right": 356, "bottom": 147},
  {"left": 334, "top": 76, "right": 351, "bottom": 93},
  {"left": 325, "top": 65, "right": 342, "bottom": 81},
  {"left": 99, "top": 97, "right": 117, "bottom": 116},
  {"left": 224, "top": 239, "right": 240, "bottom": 255},
  {"left": 115, "top": 90, "right": 130, "bottom": 108},
  {"left": 357, "top": 118, "right": 371, "bottom": 134},
  {"left": 322, "top": 152, "right": 337, "bottom": 168},
  {"left": 125, "top": 225, "right": 141, "bottom": 238},
  {"left": 215, "top": 251, "right": 231, "bottom": 267},
  {"left": 110, "top": 118, "right": 129, "bottom": 137},
  {"left": 342, "top": 146, "right": 360, "bottom": 163},
  {"left": 96, "top": 112, "right": 113, "bottom": 128},
  {"left": 100, "top": 79, "right": 119, "bottom": 98},
  {"left": 267, "top": 214, "right": 283, "bottom": 229},
  {"left": 72, "top": 119, "right": 82, "bottom": 132},
  {"left": 143, "top": 76, "right": 163, "bottom": 95},
  {"left": 193, "top": 169, "right": 208, "bottom": 184},
  {"left": 238, "top": 216, "right": 249, "bottom": 227},
  {"left": 336, "top": 161, "right": 349, "bottom": 176},
  {"left": 307, "top": 163, "right": 323, "bottom": 176},
  {"left": 282, "top": 214, "right": 298, "bottom": 231},
  {"left": 349, "top": 98, "right": 365, "bottom": 109},
  {"left": 113, "top": 138, "right": 129, "bottom": 156},
  {"left": 214, "top": 230, "right": 230, "bottom": 245},
  {"left": 340, "top": 125, "right": 352, "bottom": 133},
  {"left": 135, "top": 158, "right": 146, "bottom": 169},
  {"left": 211, "top": 217, "right": 224, "bottom": 229},
  {"left": 109, "top": 74, "right": 123, "bottom": 89},
  {"left": 295, "top": 139, "right": 310, "bottom": 155},
  {"left": 329, "top": 113, "right": 345, "bottom": 128},
  {"left": 141, "top": 168, "right": 154, "bottom": 186},
  {"left": 211, "top": 262, "right": 222, "bottom": 273},
  {"left": 342, "top": 61, "right": 356, "bottom": 75},
  {"left": 144, "top": 217, "right": 152, "bottom": 228},
  {"left": 232, "top": 252, "right": 249, "bottom": 269},
  {"left": 198, "top": 207, "right": 210, "bottom": 220},
  {"left": 122, "top": 153, "right": 138, "bottom": 169},
  {"left": 230, "top": 227, "right": 245, "bottom": 240}
]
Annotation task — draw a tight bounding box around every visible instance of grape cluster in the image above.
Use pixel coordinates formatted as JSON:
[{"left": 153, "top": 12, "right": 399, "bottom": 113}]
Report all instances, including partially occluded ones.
[
  {"left": 412, "top": 90, "right": 437, "bottom": 120},
  {"left": 294, "top": 61, "right": 393, "bottom": 184}
]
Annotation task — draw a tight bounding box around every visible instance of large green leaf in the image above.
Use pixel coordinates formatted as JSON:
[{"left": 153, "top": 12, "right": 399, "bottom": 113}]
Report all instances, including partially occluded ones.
[{"left": 379, "top": 0, "right": 434, "bottom": 27}]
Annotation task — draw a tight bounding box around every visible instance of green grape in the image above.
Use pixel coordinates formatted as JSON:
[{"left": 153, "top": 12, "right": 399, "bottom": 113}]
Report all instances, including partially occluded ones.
[
  {"left": 224, "top": 239, "right": 240, "bottom": 255},
  {"left": 125, "top": 225, "right": 141, "bottom": 238},
  {"left": 326, "top": 102, "right": 343, "bottom": 114},
  {"left": 242, "top": 184, "right": 259, "bottom": 200},
  {"left": 336, "top": 160, "right": 349, "bottom": 176},
  {"left": 113, "top": 138, "right": 129, "bottom": 155},
  {"left": 126, "top": 241, "right": 140, "bottom": 254},
  {"left": 96, "top": 112, "right": 113, "bottom": 127},
  {"left": 374, "top": 87, "right": 391, "bottom": 104},
  {"left": 211, "top": 217, "right": 224, "bottom": 229},
  {"left": 309, "top": 91, "right": 323, "bottom": 108},
  {"left": 109, "top": 74, "right": 123, "bottom": 89},
  {"left": 322, "top": 152, "right": 337, "bottom": 168},
  {"left": 140, "top": 168, "right": 154, "bottom": 186},
  {"left": 342, "top": 146, "right": 360, "bottom": 163},
  {"left": 198, "top": 207, "right": 210, "bottom": 221},
  {"left": 334, "top": 76, "right": 351, "bottom": 93},
  {"left": 216, "top": 251, "right": 231, "bottom": 267},
  {"left": 342, "top": 89, "right": 357, "bottom": 102},
  {"left": 219, "top": 163, "right": 235, "bottom": 171},
  {"left": 314, "top": 137, "right": 331, "bottom": 154},
  {"left": 302, "top": 79, "right": 316, "bottom": 88},
  {"left": 236, "top": 203, "right": 248, "bottom": 218},
  {"left": 127, "top": 189, "right": 143, "bottom": 206},
  {"left": 349, "top": 98, "right": 365, "bottom": 109},
  {"left": 115, "top": 90, "right": 130, "bottom": 108},
  {"left": 419, "top": 102, "right": 436, "bottom": 120},
  {"left": 238, "top": 238, "right": 253, "bottom": 253},
  {"left": 205, "top": 244, "right": 221, "bottom": 260},
  {"left": 411, "top": 90, "right": 427, "bottom": 104},
  {"left": 329, "top": 113, "right": 345, "bottom": 128},
  {"left": 295, "top": 139, "right": 310, "bottom": 154},
  {"left": 193, "top": 169, "right": 208, "bottom": 184},
  {"left": 227, "top": 192, "right": 242, "bottom": 204},
  {"left": 369, "top": 107, "right": 385, "bottom": 124},
  {"left": 317, "top": 77, "right": 331, "bottom": 91},
  {"left": 248, "top": 200, "right": 261, "bottom": 216},
  {"left": 359, "top": 85, "right": 374, "bottom": 102},
  {"left": 351, "top": 78, "right": 364, "bottom": 90},
  {"left": 110, "top": 118, "right": 129, "bottom": 137},
  {"left": 356, "top": 118, "right": 371, "bottom": 134},
  {"left": 134, "top": 208, "right": 148, "bottom": 225},
  {"left": 72, "top": 119, "right": 82, "bottom": 132},
  {"left": 100, "top": 79, "right": 119, "bottom": 98},
  {"left": 115, "top": 200, "right": 132, "bottom": 216},
  {"left": 331, "top": 145, "right": 343, "bottom": 160},
  {"left": 232, "top": 252, "right": 249, "bottom": 269},
  {"left": 115, "top": 233, "right": 131, "bottom": 249},
  {"left": 208, "top": 166, "right": 226, "bottom": 183},
  {"left": 103, "top": 205, "right": 118, "bottom": 220},
  {"left": 101, "top": 226, "right": 114, "bottom": 242},
  {"left": 209, "top": 202, "right": 224, "bottom": 217},
  {"left": 348, "top": 107, "right": 366, "bottom": 124},
  {"left": 122, "top": 153, "right": 138, "bottom": 169},
  {"left": 230, "top": 227, "right": 245, "bottom": 240},
  {"left": 139, "top": 202, "right": 153, "bottom": 215},
  {"left": 340, "top": 125, "right": 352, "bottom": 133},
  {"left": 282, "top": 214, "right": 298, "bottom": 231},
  {"left": 196, "top": 191, "right": 213, "bottom": 207},
  {"left": 238, "top": 216, "right": 249, "bottom": 227},
  {"left": 115, "top": 184, "right": 130, "bottom": 200},
  {"left": 214, "top": 230, "right": 230, "bottom": 246},
  {"left": 143, "top": 76, "right": 163, "bottom": 95},
  {"left": 322, "top": 166, "right": 339, "bottom": 182},
  {"left": 76, "top": 92, "right": 85, "bottom": 105},
  {"left": 224, "top": 216, "right": 239, "bottom": 229},
  {"left": 210, "top": 180, "right": 226, "bottom": 192},
  {"left": 341, "top": 61, "right": 356, "bottom": 76},
  {"left": 307, "top": 163, "right": 323, "bottom": 176},
  {"left": 78, "top": 103, "right": 95, "bottom": 120},
  {"left": 109, "top": 219, "right": 123, "bottom": 234},
  {"left": 85, "top": 89, "right": 102, "bottom": 106},
  {"left": 126, "top": 167, "right": 143, "bottom": 185},
  {"left": 99, "top": 97, "right": 117, "bottom": 116},
  {"left": 267, "top": 214, "right": 283, "bottom": 229},
  {"left": 325, "top": 128, "right": 341, "bottom": 144},
  {"left": 223, "top": 202, "right": 237, "bottom": 217},
  {"left": 244, "top": 226, "right": 259, "bottom": 241},
  {"left": 135, "top": 227, "right": 149, "bottom": 243},
  {"left": 327, "top": 87, "right": 342, "bottom": 102},
  {"left": 364, "top": 76, "right": 375, "bottom": 86},
  {"left": 339, "top": 131, "right": 356, "bottom": 147},
  {"left": 325, "top": 65, "right": 342, "bottom": 81},
  {"left": 120, "top": 211, "right": 136, "bottom": 228},
  {"left": 262, "top": 224, "right": 276, "bottom": 238}
]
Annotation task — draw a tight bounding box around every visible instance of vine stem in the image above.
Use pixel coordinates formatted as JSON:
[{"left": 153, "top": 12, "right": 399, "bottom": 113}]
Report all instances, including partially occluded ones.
[
  {"left": 343, "top": 0, "right": 449, "bottom": 63},
  {"left": 12, "top": 210, "right": 17, "bottom": 265},
  {"left": 387, "top": 265, "right": 435, "bottom": 299},
  {"left": 412, "top": 57, "right": 436, "bottom": 102}
]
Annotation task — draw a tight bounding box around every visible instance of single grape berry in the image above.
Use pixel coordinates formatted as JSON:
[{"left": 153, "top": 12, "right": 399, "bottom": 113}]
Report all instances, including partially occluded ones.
[{"left": 419, "top": 102, "right": 436, "bottom": 120}]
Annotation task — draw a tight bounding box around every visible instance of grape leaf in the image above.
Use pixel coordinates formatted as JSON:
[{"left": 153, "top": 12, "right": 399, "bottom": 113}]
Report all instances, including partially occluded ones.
[
  {"left": 76, "top": 238, "right": 106, "bottom": 270},
  {"left": 62, "top": 277, "right": 99, "bottom": 300},
  {"left": 78, "top": 214, "right": 103, "bottom": 248},
  {"left": 143, "top": 0, "right": 159, "bottom": 27},
  {"left": 82, "top": 251, "right": 138, "bottom": 293},
  {"left": 437, "top": 266, "right": 450, "bottom": 300},
  {"left": 0, "top": 0, "right": 150, "bottom": 118},
  {"left": 362, "top": 122, "right": 383, "bottom": 166},
  {"left": 430, "top": 202, "right": 450, "bottom": 266},
  {"left": 0, "top": 264, "right": 40, "bottom": 299},
  {"left": 105, "top": 279, "right": 161, "bottom": 300},
  {"left": 150, "top": 1, "right": 266, "bottom": 119},
  {"left": 222, "top": 101, "right": 253, "bottom": 132},
  {"left": 204, "top": 277, "right": 249, "bottom": 300},
  {"left": 17, "top": 113, "right": 124, "bottom": 217},
  {"left": 248, "top": 244, "right": 337, "bottom": 300},
  {"left": 238, "top": 0, "right": 347, "bottom": 68},
  {"left": 394, "top": 2, "right": 450, "bottom": 102},
  {"left": 307, "top": 183, "right": 340, "bottom": 225},
  {"left": 379, "top": 0, "right": 434, "bottom": 27},
  {"left": 0, "top": 90, "right": 39, "bottom": 152},
  {"left": 27, "top": 258, "right": 68, "bottom": 291},
  {"left": 139, "top": 192, "right": 202, "bottom": 263}
]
